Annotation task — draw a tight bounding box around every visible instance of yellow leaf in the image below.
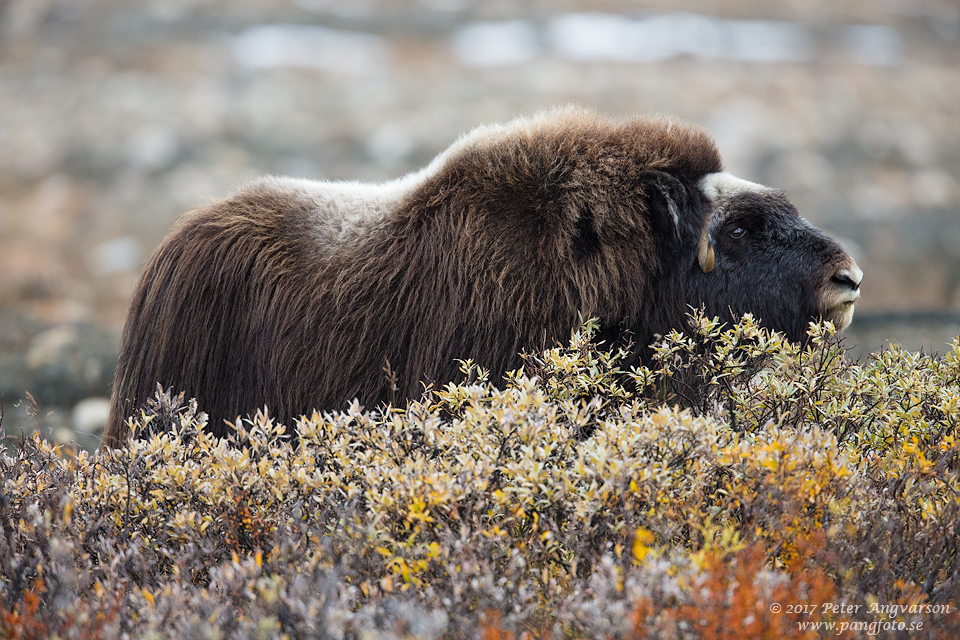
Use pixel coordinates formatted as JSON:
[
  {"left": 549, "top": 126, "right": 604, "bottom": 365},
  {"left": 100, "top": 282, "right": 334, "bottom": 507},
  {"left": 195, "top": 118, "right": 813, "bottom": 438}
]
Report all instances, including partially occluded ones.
[{"left": 633, "top": 528, "right": 654, "bottom": 563}]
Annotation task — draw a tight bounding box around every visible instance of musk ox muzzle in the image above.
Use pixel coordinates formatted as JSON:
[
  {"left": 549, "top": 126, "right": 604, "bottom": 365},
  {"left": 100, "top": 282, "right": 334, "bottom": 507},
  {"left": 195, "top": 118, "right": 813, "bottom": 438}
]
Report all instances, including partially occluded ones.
[{"left": 103, "top": 107, "right": 862, "bottom": 446}]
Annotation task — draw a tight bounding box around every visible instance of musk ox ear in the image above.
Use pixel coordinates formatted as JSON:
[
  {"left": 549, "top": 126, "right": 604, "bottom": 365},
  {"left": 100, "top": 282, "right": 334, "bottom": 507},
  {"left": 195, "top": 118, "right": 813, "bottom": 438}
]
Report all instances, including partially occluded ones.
[
  {"left": 647, "top": 170, "right": 713, "bottom": 272},
  {"left": 650, "top": 172, "right": 686, "bottom": 236}
]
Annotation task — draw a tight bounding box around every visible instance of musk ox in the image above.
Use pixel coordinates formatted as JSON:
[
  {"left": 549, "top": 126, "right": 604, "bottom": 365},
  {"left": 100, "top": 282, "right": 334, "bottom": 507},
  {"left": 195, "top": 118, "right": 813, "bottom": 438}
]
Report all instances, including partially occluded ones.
[{"left": 103, "top": 106, "right": 862, "bottom": 447}]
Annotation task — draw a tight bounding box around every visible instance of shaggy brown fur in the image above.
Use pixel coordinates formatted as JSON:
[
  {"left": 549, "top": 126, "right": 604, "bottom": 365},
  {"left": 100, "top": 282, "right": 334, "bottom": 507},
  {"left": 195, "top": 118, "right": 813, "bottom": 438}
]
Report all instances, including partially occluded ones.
[{"left": 104, "top": 107, "right": 859, "bottom": 446}]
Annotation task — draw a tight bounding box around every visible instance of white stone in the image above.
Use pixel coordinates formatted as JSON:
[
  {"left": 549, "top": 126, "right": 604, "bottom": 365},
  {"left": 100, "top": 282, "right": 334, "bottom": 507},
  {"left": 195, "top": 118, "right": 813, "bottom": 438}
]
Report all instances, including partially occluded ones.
[{"left": 72, "top": 397, "right": 111, "bottom": 435}]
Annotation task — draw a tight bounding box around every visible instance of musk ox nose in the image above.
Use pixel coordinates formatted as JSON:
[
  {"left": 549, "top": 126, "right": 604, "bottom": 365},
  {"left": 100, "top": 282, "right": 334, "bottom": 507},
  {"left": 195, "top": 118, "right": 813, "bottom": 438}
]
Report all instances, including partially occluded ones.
[
  {"left": 831, "top": 266, "right": 863, "bottom": 292},
  {"left": 820, "top": 262, "right": 862, "bottom": 331}
]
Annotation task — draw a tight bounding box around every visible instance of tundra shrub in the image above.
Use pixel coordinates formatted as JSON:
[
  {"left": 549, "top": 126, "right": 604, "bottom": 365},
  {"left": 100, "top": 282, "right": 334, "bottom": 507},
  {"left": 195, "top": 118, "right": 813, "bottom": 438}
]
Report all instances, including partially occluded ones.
[{"left": 1, "top": 314, "right": 958, "bottom": 639}]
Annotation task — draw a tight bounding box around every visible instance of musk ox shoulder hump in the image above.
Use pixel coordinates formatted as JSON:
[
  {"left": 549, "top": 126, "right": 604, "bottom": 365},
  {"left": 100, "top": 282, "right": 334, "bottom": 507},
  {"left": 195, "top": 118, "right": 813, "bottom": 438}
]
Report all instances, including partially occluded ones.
[{"left": 219, "top": 107, "right": 722, "bottom": 261}]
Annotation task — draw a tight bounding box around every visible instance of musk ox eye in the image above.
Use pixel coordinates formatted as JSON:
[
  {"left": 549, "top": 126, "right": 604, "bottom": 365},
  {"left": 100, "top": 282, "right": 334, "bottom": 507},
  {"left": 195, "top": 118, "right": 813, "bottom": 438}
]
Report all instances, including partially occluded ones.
[{"left": 729, "top": 227, "right": 746, "bottom": 240}]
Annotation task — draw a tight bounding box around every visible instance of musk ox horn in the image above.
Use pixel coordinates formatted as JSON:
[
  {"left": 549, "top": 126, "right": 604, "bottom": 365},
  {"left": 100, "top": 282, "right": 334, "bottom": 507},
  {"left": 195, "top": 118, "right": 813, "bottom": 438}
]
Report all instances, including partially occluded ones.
[{"left": 698, "top": 220, "right": 715, "bottom": 273}]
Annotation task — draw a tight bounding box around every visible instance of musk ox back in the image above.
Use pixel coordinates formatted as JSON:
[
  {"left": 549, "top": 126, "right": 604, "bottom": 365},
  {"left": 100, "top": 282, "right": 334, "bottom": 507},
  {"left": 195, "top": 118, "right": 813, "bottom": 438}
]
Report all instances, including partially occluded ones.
[{"left": 104, "top": 107, "right": 862, "bottom": 447}]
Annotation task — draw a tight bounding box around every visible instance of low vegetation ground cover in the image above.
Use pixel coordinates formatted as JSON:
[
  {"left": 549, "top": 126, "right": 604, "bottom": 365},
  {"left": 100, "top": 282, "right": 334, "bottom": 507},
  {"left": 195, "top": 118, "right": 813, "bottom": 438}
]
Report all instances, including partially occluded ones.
[{"left": 1, "top": 314, "right": 959, "bottom": 639}]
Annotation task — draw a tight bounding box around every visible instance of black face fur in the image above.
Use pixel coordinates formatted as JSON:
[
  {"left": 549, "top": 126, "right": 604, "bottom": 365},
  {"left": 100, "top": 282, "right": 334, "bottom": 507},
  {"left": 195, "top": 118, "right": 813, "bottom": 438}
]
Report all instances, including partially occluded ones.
[{"left": 684, "top": 188, "right": 856, "bottom": 344}]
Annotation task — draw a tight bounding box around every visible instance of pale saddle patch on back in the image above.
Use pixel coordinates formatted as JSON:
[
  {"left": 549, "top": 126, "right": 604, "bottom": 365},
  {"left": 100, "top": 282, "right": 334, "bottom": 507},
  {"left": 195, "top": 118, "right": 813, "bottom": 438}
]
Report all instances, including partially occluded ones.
[{"left": 247, "top": 108, "right": 601, "bottom": 256}]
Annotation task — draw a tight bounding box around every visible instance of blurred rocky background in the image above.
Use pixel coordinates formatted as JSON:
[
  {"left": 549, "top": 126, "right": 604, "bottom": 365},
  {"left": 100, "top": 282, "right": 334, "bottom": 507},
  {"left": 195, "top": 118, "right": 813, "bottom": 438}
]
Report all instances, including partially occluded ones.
[{"left": 1, "top": 0, "right": 959, "bottom": 450}]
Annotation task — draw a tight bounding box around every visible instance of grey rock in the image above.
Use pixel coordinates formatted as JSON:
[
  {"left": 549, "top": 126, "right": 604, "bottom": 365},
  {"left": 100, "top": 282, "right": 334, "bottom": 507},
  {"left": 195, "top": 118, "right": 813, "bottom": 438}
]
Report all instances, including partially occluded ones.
[{"left": 23, "top": 323, "right": 118, "bottom": 408}]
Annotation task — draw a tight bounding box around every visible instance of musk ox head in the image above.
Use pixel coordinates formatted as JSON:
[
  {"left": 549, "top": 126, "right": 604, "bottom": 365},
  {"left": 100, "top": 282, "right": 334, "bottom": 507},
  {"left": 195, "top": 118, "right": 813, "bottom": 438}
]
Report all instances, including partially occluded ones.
[
  {"left": 683, "top": 172, "right": 862, "bottom": 344},
  {"left": 104, "top": 106, "right": 862, "bottom": 446}
]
